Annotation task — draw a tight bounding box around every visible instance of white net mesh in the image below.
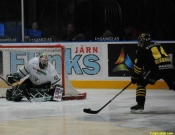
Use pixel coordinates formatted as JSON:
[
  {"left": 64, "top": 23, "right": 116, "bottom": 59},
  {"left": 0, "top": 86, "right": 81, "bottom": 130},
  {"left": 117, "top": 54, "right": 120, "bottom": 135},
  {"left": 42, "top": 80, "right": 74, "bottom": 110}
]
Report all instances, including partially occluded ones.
[{"left": 0, "top": 44, "right": 86, "bottom": 99}]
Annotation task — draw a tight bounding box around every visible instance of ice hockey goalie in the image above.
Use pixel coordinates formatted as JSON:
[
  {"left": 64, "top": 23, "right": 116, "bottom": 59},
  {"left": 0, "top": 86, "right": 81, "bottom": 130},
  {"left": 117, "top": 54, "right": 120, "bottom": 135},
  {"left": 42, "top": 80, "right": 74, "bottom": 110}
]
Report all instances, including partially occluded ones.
[{"left": 6, "top": 52, "right": 63, "bottom": 102}]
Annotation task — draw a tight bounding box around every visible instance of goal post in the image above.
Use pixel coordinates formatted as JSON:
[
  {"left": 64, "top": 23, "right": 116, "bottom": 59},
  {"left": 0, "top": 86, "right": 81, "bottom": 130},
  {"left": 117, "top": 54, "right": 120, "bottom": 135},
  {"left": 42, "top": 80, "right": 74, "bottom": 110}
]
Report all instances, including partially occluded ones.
[{"left": 0, "top": 44, "right": 86, "bottom": 100}]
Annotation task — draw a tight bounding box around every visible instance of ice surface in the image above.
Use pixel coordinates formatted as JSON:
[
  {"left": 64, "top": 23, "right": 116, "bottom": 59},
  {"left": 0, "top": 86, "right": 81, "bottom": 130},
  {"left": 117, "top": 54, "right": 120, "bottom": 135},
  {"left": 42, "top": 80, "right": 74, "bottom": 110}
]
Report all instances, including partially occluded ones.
[{"left": 0, "top": 89, "right": 174, "bottom": 135}]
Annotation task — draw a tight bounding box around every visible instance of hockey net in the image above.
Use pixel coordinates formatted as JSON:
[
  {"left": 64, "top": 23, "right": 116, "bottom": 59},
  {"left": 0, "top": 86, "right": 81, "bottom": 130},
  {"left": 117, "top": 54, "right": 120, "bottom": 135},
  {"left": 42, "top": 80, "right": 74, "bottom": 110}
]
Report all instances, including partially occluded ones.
[{"left": 0, "top": 44, "right": 86, "bottom": 100}]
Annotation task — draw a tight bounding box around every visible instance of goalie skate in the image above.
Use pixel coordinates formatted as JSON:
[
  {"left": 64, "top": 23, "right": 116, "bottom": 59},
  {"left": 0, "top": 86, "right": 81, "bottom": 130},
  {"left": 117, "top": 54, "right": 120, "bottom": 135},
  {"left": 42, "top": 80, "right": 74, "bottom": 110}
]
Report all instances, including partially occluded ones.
[{"left": 130, "top": 104, "right": 144, "bottom": 113}]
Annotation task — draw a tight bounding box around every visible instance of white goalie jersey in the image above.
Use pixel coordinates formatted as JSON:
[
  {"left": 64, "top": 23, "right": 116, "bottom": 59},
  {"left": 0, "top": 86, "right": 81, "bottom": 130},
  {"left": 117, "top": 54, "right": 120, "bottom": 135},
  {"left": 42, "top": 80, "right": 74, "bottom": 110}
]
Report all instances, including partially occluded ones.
[{"left": 17, "top": 57, "right": 61, "bottom": 86}]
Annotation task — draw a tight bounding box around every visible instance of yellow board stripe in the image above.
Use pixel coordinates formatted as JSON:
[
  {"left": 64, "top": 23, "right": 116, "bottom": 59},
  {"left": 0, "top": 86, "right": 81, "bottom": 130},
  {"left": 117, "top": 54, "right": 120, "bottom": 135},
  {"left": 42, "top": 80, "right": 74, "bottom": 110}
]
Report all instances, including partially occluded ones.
[
  {"left": 0, "top": 80, "right": 169, "bottom": 89},
  {"left": 71, "top": 80, "right": 168, "bottom": 89}
]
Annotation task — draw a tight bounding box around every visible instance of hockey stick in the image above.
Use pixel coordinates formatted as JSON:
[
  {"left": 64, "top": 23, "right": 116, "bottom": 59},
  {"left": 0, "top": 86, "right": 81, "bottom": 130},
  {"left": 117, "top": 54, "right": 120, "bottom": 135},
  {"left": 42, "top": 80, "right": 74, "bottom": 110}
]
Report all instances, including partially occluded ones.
[
  {"left": 83, "top": 82, "right": 132, "bottom": 114},
  {"left": 0, "top": 76, "right": 12, "bottom": 86},
  {"left": 0, "top": 75, "right": 31, "bottom": 102}
]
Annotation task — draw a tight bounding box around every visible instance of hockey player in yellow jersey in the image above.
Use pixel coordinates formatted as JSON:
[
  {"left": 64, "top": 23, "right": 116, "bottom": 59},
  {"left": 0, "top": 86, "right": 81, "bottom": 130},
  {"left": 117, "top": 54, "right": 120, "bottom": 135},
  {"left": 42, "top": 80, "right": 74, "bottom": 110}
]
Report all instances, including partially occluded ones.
[{"left": 130, "top": 33, "right": 175, "bottom": 113}]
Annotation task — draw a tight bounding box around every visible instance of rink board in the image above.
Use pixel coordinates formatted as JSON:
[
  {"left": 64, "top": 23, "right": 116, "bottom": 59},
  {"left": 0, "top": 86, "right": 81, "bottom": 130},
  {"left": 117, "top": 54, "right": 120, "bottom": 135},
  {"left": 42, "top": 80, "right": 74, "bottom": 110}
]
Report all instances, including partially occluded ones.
[
  {"left": 0, "top": 42, "right": 174, "bottom": 90},
  {"left": 0, "top": 80, "right": 168, "bottom": 89}
]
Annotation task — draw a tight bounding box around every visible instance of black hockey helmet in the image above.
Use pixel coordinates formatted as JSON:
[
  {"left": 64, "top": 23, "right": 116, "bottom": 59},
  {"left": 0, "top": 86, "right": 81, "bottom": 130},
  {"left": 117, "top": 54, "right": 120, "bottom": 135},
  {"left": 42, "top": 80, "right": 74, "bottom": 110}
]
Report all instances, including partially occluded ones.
[{"left": 137, "top": 33, "right": 151, "bottom": 47}]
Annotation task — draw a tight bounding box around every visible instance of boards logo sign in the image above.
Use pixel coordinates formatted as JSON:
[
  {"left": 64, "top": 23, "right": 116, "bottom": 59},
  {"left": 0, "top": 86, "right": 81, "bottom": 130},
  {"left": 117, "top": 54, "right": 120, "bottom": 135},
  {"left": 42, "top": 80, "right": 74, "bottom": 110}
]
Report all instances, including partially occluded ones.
[
  {"left": 9, "top": 47, "right": 101, "bottom": 76},
  {"left": 113, "top": 47, "right": 133, "bottom": 73},
  {"left": 108, "top": 44, "right": 137, "bottom": 77},
  {"left": 65, "top": 48, "right": 101, "bottom": 75}
]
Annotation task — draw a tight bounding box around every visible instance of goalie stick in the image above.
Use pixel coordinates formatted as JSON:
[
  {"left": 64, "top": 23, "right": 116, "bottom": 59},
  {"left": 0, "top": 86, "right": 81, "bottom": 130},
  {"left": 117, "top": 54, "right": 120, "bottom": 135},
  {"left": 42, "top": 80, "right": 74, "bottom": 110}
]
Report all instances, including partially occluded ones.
[
  {"left": 0, "top": 75, "right": 31, "bottom": 102},
  {"left": 83, "top": 82, "right": 132, "bottom": 114}
]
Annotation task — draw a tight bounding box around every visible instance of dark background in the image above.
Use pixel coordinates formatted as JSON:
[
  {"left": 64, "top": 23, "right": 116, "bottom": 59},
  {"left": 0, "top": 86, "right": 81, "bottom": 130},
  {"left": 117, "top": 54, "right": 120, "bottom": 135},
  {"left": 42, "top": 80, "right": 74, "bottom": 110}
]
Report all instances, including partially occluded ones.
[{"left": 0, "top": 0, "right": 175, "bottom": 42}]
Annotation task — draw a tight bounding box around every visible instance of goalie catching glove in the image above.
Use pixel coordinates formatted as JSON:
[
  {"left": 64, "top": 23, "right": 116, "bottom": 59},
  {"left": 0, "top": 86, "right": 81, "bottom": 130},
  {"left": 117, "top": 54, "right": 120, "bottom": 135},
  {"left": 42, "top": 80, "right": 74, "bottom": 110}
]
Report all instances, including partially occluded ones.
[{"left": 6, "top": 73, "right": 21, "bottom": 84}]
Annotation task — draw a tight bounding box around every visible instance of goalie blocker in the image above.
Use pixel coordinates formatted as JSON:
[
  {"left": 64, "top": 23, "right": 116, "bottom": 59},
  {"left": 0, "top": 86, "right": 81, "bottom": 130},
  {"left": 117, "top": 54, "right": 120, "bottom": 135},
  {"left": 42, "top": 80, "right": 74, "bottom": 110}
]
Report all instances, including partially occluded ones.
[{"left": 6, "top": 83, "right": 64, "bottom": 102}]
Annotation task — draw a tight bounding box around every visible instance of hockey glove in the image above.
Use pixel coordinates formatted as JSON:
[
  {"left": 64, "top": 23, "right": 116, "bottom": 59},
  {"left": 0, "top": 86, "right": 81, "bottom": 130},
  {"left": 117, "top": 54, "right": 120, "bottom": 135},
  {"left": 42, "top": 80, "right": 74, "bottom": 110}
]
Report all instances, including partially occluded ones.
[
  {"left": 12, "top": 73, "right": 21, "bottom": 82},
  {"left": 131, "top": 76, "right": 139, "bottom": 84},
  {"left": 6, "top": 73, "right": 21, "bottom": 84}
]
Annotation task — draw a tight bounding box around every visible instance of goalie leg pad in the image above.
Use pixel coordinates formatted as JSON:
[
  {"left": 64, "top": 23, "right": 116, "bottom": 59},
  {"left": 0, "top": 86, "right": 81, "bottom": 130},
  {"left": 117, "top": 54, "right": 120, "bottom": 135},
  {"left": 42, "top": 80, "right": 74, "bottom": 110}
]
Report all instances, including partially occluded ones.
[
  {"left": 11, "top": 85, "right": 24, "bottom": 101},
  {"left": 30, "top": 88, "right": 52, "bottom": 102},
  {"left": 6, "top": 89, "right": 13, "bottom": 101}
]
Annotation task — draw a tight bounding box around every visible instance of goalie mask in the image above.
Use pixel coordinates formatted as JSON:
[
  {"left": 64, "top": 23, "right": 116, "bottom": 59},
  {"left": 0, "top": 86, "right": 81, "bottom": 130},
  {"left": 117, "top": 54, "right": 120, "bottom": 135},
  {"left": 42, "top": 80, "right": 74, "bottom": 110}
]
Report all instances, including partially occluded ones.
[
  {"left": 39, "top": 52, "right": 49, "bottom": 69},
  {"left": 138, "top": 33, "right": 151, "bottom": 47}
]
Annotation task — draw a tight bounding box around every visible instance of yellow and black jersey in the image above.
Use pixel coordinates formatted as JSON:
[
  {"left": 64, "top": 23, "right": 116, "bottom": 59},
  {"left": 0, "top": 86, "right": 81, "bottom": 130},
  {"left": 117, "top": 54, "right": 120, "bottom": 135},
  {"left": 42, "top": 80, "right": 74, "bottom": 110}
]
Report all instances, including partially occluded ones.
[{"left": 132, "top": 42, "right": 173, "bottom": 78}]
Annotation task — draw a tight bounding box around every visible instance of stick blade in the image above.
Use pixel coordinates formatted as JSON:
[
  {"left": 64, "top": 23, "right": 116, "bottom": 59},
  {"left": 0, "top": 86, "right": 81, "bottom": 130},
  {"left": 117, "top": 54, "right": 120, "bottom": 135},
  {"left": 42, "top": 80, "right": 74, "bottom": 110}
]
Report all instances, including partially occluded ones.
[{"left": 83, "top": 108, "right": 99, "bottom": 114}]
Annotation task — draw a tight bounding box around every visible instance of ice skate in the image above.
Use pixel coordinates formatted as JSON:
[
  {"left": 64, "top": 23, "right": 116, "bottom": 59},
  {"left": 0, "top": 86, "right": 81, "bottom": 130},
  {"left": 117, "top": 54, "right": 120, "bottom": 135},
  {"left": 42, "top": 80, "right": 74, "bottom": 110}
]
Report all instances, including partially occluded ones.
[{"left": 130, "top": 104, "right": 144, "bottom": 113}]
